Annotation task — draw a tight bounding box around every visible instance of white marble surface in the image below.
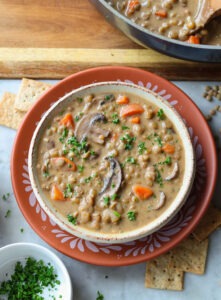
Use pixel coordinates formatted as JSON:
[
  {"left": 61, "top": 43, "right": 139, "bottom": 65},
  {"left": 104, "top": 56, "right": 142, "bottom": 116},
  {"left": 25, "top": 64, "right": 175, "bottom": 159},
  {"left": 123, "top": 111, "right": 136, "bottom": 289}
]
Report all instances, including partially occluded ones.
[{"left": 0, "top": 79, "right": 221, "bottom": 300}]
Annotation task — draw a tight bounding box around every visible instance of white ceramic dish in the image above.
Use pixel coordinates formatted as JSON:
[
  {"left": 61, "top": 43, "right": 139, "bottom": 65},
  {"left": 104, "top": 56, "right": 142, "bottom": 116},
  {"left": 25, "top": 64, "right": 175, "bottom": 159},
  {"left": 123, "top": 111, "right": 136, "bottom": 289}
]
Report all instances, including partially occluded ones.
[
  {"left": 28, "top": 81, "right": 196, "bottom": 244},
  {"left": 0, "top": 243, "right": 73, "bottom": 299}
]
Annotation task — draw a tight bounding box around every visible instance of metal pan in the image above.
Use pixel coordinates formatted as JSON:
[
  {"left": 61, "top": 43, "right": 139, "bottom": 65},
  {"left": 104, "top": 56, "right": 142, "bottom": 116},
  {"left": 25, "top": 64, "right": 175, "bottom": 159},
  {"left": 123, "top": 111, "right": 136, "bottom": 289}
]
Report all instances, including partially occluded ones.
[{"left": 90, "top": 0, "right": 221, "bottom": 62}]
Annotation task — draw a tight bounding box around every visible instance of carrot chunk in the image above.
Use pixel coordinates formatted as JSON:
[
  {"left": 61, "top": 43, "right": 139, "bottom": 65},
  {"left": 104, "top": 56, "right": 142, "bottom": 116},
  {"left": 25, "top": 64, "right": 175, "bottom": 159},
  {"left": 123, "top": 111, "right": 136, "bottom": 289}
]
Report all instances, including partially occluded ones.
[
  {"left": 162, "top": 144, "right": 175, "bottom": 154},
  {"left": 120, "top": 103, "right": 144, "bottom": 118},
  {"left": 51, "top": 184, "right": 65, "bottom": 201},
  {"left": 116, "top": 95, "right": 130, "bottom": 105},
  {"left": 51, "top": 157, "right": 76, "bottom": 171},
  {"left": 126, "top": 0, "right": 140, "bottom": 16},
  {"left": 130, "top": 116, "right": 140, "bottom": 124},
  {"left": 155, "top": 10, "right": 168, "bottom": 18},
  {"left": 132, "top": 185, "right": 153, "bottom": 200},
  {"left": 59, "top": 113, "right": 75, "bottom": 129},
  {"left": 187, "top": 35, "right": 200, "bottom": 44}
]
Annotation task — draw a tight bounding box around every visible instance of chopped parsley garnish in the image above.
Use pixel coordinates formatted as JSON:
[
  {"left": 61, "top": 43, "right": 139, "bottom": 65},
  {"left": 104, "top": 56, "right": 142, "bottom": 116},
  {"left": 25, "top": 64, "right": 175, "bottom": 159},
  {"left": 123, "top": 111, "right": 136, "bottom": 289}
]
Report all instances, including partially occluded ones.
[
  {"left": 59, "top": 127, "right": 69, "bottom": 143},
  {"left": 122, "top": 125, "right": 130, "bottom": 130},
  {"left": 103, "top": 196, "right": 110, "bottom": 206},
  {"left": 112, "top": 113, "right": 120, "bottom": 124},
  {"left": 159, "top": 156, "right": 172, "bottom": 165},
  {"left": 0, "top": 257, "right": 60, "bottom": 299},
  {"left": 127, "top": 211, "right": 136, "bottom": 221},
  {"left": 126, "top": 157, "right": 137, "bottom": 164},
  {"left": 43, "top": 162, "right": 50, "bottom": 177},
  {"left": 155, "top": 166, "right": 163, "bottom": 187},
  {"left": 67, "top": 214, "right": 77, "bottom": 225},
  {"left": 113, "top": 211, "right": 121, "bottom": 218},
  {"left": 120, "top": 134, "right": 136, "bottom": 150},
  {"left": 20, "top": 228, "right": 24, "bottom": 233},
  {"left": 154, "top": 133, "right": 163, "bottom": 147},
  {"left": 64, "top": 184, "right": 73, "bottom": 198},
  {"left": 5, "top": 209, "right": 11, "bottom": 218},
  {"left": 75, "top": 112, "right": 84, "bottom": 122},
  {"left": 84, "top": 176, "right": 93, "bottom": 183},
  {"left": 77, "top": 97, "right": 83, "bottom": 103},
  {"left": 138, "top": 142, "right": 147, "bottom": 154},
  {"left": 67, "top": 136, "right": 88, "bottom": 156},
  {"left": 157, "top": 108, "right": 165, "bottom": 120},
  {"left": 111, "top": 194, "right": 118, "bottom": 200},
  {"left": 105, "top": 94, "right": 112, "bottom": 101},
  {"left": 96, "top": 291, "right": 104, "bottom": 300},
  {"left": 111, "top": 184, "right": 116, "bottom": 188},
  {"left": 2, "top": 192, "right": 10, "bottom": 201},
  {"left": 77, "top": 165, "right": 84, "bottom": 173}
]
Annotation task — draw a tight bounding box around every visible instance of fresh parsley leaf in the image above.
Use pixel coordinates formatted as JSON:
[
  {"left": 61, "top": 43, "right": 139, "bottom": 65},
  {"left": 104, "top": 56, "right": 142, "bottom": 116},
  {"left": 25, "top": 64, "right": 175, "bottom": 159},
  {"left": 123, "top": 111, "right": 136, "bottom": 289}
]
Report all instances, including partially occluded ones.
[
  {"left": 84, "top": 176, "right": 93, "bottom": 183},
  {"left": 120, "top": 134, "right": 136, "bottom": 150},
  {"left": 67, "top": 136, "right": 88, "bottom": 156},
  {"left": 77, "top": 97, "right": 83, "bottom": 103},
  {"left": 138, "top": 142, "right": 147, "bottom": 154},
  {"left": 2, "top": 193, "right": 10, "bottom": 201},
  {"left": 154, "top": 133, "right": 163, "bottom": 147},
  {"left": 157, "top": 108, "right": 165, "bottom": 120},
  {"left": 126, "top": 157, "right": 137, "bottom": 164},
  {"left": 64, "top": 184, "right": 73, "bottom": 198},
  {"left": 67, "top": 214, "right": 77, "bottom": 225},
  {"left": 96, "top": 291, "right": 104, "bottom": 300},
  {"left": 5, "top": 209, "right": 11, "bottom": 218},
  {"left": 122, "top": 125, "right": 130, "bottom": 130},
  {"left": 111, "top": 194, "right": 118, "bottom": 200},
  {"left": 155, "top": 166, "right": 163, "bottom": 187},
  {"left": 59, "top": 127, "right": 69, "bottom": 143},
  {"left": 127, "top": 211, "right": 136, "bottom": 221},
  {"left": 103, "top": 196, "right": 110, "bottom": 206},
  {"left": 77, "top": 165, "right": 84, "bottom": 173},
  {"left": 113, "top": 211, "right": 121, "bottom": 218},
  {"left": 112, "top": 113, "right": 120, "bottom": 124},
  {"left": 75, "top": 112, "right": 84, "bottom": 122}
]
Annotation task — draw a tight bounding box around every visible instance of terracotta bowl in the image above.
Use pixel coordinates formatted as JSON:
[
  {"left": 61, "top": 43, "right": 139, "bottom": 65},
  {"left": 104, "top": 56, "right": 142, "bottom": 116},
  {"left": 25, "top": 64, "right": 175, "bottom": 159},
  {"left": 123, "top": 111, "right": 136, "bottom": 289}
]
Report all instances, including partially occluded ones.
[{"left": 28, "top": 81, "right": 196, "bottom": 244}]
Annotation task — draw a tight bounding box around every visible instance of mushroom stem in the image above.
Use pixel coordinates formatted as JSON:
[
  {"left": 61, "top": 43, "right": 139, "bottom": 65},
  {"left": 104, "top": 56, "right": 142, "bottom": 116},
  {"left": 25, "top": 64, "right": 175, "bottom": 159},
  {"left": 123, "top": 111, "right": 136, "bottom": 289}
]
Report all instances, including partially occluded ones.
[{"left": 165, "top": 162, "right": 179, "bottom": 181}]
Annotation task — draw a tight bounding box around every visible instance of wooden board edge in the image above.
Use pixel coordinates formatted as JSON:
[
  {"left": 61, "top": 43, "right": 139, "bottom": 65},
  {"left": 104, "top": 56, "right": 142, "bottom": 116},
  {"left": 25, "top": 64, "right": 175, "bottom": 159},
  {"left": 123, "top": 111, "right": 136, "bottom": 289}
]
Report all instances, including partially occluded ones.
[{"left": 0, "top": 48, "right": 220, "bottom": 80}]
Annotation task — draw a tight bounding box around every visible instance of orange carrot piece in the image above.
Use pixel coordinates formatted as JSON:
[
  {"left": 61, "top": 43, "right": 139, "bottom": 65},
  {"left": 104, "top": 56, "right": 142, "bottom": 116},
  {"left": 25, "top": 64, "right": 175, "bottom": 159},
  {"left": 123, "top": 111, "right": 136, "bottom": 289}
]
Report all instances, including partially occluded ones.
[
  {"left": 51, "top": 184, "right": 65, "bottom": 201},
  {"left": 130, "top": 116, "right": 140, "bottom": 124},
  {"left": 111, "top": 132, "right": 119, "bottom": 142},
  {"left": 126, "top": 0, "right": 140, "bottom": 16},
  {"left": 120, "top": 103, "right": 144, "bottom": 118},
  {"left": 59, "top": 113, "right": 75, "bottom": 129},
  {"left": 116, "top": 95, "right": 130, "bottom": 105},
  {"left": 155, "top": 10, "right": 167, "bottom": 18},
  {"left": 187, "top": 35, "right": 200, "bottom": 44},
  {"left": 63, "top": 157, "right": 76, "bottom": 171},
  {"left": 132, "top": 185, "right": 153, "bottom": 200},
  {"left": 162, "top": 144, "right": 175, "bottom": 154}
]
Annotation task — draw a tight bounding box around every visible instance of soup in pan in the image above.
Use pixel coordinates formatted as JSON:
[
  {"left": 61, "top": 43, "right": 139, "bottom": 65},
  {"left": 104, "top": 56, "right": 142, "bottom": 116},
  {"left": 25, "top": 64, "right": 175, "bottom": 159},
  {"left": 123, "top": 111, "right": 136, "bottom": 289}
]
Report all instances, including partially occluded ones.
[
  {"left": 107, "top": 0, "right": 221, "bottom": 45},
  {"left": 36, "top": 92, "right": 185, "bottom": 234}
]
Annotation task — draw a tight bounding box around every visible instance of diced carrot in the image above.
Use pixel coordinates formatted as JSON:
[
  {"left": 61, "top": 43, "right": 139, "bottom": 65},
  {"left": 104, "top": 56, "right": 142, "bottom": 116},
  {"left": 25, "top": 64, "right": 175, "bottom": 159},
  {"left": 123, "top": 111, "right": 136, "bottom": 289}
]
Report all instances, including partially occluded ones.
[
  {"left": 162, "top": 144, "right": 175, "bottom": 154},
  {"left": 187, "top": 35, "right": 200, "bottom": 44},
  {"left": 120, "top": 103, "right": 144, "bottom": 118},
  {"left": 155, "top": 10, "right": 167, "bottom": 18},
  {"left": 51, "top": 157, "right": 76, "bottom": 171},
  {"left": 132, "top": 185, "right": 153, "bottom": 200},
  {"left": 59, "top": 113, "right": 75, "bottom": 129},
  {"left": 51, "top": 184, "right": 65, "bottom": 201},
  {"left": 126, "top": 0, "right": 140, "bottom": 16},
  {"left": 116, "top": 95, "right": 130, "bottom": 105},
  {"left": 130, "top": 116, "right": 140, "bottom": 124}
]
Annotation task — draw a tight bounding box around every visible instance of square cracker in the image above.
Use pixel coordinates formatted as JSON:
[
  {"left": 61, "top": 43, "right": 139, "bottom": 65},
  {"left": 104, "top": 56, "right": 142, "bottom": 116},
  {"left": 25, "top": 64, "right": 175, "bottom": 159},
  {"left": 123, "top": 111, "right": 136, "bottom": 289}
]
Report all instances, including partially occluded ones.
[
  {"left": 192, "top": 205, "right": 221, "bottom": 242},
  {"left": 145, "top": 254, "right": 184, "bottom": 291},
  {"left": 14, "top": 78, "right": 51, "bottom": 112},
  {"left": 168, "top": 235, "right": 209, "bottom": 275},
  {"left": 0, "top": 92, "right": 25, "bottom": 129}
]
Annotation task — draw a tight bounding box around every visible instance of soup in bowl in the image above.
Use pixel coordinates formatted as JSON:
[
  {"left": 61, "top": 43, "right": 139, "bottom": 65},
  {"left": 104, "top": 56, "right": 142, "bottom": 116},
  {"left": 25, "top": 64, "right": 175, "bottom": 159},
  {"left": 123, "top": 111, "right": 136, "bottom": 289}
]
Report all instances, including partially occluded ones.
[{"left": 28, "top": 82, "right": 195, "bottom": 243}]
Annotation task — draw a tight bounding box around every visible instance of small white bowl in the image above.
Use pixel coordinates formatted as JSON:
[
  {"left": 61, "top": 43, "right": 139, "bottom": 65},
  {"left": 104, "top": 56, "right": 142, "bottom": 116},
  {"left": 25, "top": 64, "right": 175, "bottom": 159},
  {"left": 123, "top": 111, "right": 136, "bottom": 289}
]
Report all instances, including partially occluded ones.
[
  {"left": 0, "top": 243, "right": 73, "bottom": 299},
  {"left": 29, "top": 81, "right": 195, "bottom": 244}
]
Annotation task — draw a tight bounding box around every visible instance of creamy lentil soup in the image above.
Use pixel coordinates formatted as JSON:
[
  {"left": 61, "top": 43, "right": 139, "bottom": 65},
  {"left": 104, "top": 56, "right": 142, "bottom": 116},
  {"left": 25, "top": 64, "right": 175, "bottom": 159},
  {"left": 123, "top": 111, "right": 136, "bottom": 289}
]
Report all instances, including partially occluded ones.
[
  {"left": 107, "top": 0, "right": 221, "bottom": 45},
  {"left": 36, "top": 91, "right": 184, "bottom": 234}
]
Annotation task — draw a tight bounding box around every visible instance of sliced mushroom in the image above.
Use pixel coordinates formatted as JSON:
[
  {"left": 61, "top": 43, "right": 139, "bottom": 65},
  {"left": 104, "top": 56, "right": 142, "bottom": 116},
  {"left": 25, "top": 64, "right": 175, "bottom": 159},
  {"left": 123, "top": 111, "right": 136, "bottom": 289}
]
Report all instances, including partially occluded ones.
[
  {"left": 165, "top": 162, "right": 179, "bottom": 181},
  {"left": 75, "top": 113, "right": 110, "bottom": 144},
  {"left": 154, "top": 192, "right": 166, "bottom": 210},
  {"left": 99, "top": 157, "right": 123, "bottom": 198}
]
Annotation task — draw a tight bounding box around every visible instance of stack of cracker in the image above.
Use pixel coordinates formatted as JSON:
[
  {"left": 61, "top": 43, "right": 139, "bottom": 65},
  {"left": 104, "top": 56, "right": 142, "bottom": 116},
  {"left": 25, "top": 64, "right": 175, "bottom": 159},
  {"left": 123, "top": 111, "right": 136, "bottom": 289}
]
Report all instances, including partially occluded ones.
[
  {"left": 0, "top": 78, "right": 51, "bottom": 129},
  {"left": 0, "top": 78, "right": 220, "bottom": 291}
]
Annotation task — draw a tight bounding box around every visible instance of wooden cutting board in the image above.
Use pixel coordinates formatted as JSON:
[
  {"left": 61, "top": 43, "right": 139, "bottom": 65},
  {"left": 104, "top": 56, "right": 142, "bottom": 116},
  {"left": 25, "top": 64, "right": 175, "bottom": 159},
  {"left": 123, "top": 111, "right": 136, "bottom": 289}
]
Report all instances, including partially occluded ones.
[{"left": 0, "top": 0, "right": 220, "bottom": 80}]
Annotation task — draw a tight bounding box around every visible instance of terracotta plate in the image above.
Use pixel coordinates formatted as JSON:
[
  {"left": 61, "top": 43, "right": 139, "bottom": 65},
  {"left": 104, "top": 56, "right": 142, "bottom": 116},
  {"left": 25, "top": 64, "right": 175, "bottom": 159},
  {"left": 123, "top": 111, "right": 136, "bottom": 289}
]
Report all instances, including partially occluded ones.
[{"left": 11, "top": 67, "right": 217, "bottom": 266}]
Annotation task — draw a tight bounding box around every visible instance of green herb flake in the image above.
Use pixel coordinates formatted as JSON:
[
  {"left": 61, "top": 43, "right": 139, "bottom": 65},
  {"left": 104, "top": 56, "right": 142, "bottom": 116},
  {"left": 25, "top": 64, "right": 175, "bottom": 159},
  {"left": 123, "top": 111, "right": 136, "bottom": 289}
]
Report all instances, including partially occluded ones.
[
  {"left": 75, "top": 112, "right": 84, "bottom": 122},
  {"left": 153, "top": 133, "right": 163, "bottom": 147},
  {"left": 96, "top": 291, "right": 104, "bottom": 300},
  {"left": 84, "top": 176, "right": 93, "bottom": 183},
  {"left": 120, "top": 134, "right": 136, "bottom": 150},
  {"left": 127, "top": 211, "right": 136, "bottom": 221},
  {"left": 64, "top": 184, "right": 73, "bottom": 198},
  {"left": 113, "top": 211, "right": 121, "bottom": 218},
  {"left": 157, "top": 108, "right": 165, "bottom": 120},
  {"left": 77, "top": 165, "right": 84, "bottom": 173},
  {"left": 2, "top": 192, "right": 10, "bottom": 201},
  {"left": 0, "top": 257, "right": 60, "bottom": 299},
  {"left": 138, "top": 142, "right": 147, "bottom": 154},
  {"left": 111, "top": 184, "right": 116, "bottom": 188},
  {"left": 105, "top": 94, "right": 113, "bottom": 101},
  {"left": 77, "top": 97, "right": 83, "bottom": 103},
  {"left": 126, "top": 157, "right": 137, "bottom": 164},
  {"left": 5, "top": 210, "right": 11, "bottom": 218},
  {"left": 103, "top": 196, "right": 110, "bottom": 206},
  {"left": 111, "top": 113, "right": 120, "bottom": 124},
  {"left": 111, "top": 194, "right": 118, "bottom": 200},
  {"left": 155, "top": 166, "right": 163, "bottom": 187},
  {"left": 122, "top": 125, "right": 130, "bottom": 130},
  {"left": 67, "top": 136, "right": 88, "bottom": 156},
  {"left": 67, "top": 214, "right": 77, "bottom": 225},
  {"left": 20, "top": 228, "right": 24, "bottom": 233}
]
